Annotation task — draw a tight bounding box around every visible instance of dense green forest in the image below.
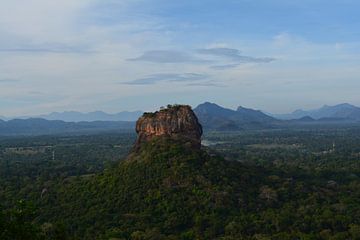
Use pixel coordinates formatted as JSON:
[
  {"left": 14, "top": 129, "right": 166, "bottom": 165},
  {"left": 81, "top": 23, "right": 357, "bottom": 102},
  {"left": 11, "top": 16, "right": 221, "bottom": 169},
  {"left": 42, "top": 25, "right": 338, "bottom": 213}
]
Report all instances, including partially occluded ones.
[{"left": 1, "top": 128, "right": 360, "bottom": 239}]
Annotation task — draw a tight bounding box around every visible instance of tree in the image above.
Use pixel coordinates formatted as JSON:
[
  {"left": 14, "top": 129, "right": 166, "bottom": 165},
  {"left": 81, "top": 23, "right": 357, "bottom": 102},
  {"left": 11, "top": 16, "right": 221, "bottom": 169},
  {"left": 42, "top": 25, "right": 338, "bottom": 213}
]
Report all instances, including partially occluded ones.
[{"left": 0, "top": 200, "right": 41, "bottom": 240}]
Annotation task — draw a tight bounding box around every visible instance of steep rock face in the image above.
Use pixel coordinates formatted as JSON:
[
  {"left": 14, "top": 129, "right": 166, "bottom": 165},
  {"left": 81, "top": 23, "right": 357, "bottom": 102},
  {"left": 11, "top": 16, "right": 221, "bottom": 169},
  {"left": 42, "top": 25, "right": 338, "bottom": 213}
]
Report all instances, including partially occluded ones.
[{"left": 135, "top": 105, "right": 202, "bottom": 148}]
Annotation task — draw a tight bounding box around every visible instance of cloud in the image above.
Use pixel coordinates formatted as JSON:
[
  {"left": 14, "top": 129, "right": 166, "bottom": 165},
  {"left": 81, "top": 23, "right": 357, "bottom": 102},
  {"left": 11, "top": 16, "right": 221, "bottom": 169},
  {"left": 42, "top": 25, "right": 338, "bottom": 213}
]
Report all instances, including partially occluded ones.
[
  {"left": 197, "top": 47, "right": 275, "bottom": 69},
  {"left": 210, "top": 64, "right": 242, "bottom": 70},
  {"left": 0, "top": 0, "right": 93, "bottom": 42},
  {"left": 0, "top": 78, "right": 21, "bottom": 83},
  {"left": 2, "top": 1, "right": 358, "bottom": 116},
  {"left": 127, "top": 48, "right": 273, "bottom": 70},
  {"left": 124, "top": 73, "right": 208, "bottom": 85},
  {"left": 186, "top": 81, "right": 225, "bottom": 87},
  {"left": 127, "top": 50, "right": 205, "bottom": 63},
  {"left": 198, "top": 48, "right": 242, "bottom": 58},
  {"left": 0, "top": 45, "right": 93, "bottom": 54}
]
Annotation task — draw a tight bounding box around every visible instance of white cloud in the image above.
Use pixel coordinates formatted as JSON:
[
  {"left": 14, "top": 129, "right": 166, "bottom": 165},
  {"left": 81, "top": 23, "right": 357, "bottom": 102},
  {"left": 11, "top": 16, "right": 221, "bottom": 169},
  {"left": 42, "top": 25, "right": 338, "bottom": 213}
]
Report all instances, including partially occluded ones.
[
  {"left": 0, "top": 2, "right": 359, "bottom": 115},
  {"left": 0, "top": 0, "right": 93, "bottom": 42}
]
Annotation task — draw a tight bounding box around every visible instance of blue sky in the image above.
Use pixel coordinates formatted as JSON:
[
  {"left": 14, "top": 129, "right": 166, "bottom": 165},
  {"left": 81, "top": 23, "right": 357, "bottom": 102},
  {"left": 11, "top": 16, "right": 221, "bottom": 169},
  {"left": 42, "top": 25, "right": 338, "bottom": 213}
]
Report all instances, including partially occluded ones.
[{"left": 0, "top": 0, "right": 359, "bottom": 116}]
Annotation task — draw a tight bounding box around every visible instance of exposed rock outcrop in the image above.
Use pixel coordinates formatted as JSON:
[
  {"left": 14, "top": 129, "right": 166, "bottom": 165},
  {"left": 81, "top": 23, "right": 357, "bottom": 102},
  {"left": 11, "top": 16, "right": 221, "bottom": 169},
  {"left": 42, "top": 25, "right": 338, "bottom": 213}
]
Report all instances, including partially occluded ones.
[{"left": 135, "top": 105, "right": 202, "bottom": 148}]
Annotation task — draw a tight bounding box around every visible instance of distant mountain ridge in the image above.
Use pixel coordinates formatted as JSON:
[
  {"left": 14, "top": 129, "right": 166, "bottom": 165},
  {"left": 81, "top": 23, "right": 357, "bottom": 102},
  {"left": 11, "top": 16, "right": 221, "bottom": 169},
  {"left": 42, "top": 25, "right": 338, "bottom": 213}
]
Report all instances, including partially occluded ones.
[
  {"left": 194, "top": 102, "right": 278, "bottom": 130},
  {"left": 0, "top": 118, "right": 134, "bottom": 136},
  {"left": 1, "top": 103, "right": 360, "bottom": 135},
  {"left": 1, "top": 110, "right": 143, "bottom": 122},
  {"left": 272, "top": 103, "right": 360, "bottom": 120}
]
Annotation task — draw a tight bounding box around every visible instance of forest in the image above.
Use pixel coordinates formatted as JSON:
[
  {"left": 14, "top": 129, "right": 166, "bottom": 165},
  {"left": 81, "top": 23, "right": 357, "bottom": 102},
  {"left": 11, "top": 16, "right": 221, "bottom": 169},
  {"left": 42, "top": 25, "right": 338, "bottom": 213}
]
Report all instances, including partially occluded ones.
[{"left": 1, "top": 127, "right": 360, "bottom": 239}]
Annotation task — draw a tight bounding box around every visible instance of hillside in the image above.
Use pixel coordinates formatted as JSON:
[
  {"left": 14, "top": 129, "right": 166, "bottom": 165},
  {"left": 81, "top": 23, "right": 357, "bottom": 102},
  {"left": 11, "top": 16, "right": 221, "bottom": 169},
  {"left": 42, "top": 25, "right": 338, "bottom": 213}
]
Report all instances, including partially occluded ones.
[
  {"left": 36, "top": 106, "right": 265, "bottom": 239},
  {"left": 39, "top": 138, "right": 264, "bottom": 239}
]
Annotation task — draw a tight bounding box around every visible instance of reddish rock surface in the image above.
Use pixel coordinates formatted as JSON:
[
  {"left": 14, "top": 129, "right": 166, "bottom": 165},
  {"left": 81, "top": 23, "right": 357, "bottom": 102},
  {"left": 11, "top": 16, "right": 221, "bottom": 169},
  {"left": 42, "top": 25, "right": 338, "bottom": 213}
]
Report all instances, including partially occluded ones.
[{"left": 135, "top": 105, "right": 202, "bottom": 148}]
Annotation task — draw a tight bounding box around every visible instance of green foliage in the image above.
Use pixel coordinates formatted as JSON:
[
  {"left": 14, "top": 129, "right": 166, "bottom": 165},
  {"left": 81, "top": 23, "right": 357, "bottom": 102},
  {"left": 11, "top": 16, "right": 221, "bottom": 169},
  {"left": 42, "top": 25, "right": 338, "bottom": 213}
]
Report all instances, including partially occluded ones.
[
  {"left": 1, "top": 128, "right": 360, "bottom": 239},
  {"left": 0, "top": 200, "right": 42, "bottom": 240},
  {"left": 33, "top": 138, "right": 263, "bottom": 239},
  {"left": 144, "top": 104, "right": 190, "bottom": 117}
]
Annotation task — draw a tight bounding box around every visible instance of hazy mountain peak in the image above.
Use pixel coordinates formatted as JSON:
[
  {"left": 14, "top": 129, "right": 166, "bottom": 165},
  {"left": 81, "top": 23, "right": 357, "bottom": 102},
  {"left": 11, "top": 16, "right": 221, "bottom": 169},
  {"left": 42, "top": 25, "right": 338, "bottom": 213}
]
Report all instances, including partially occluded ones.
[
  {"left": 35, "top": 110, "right": 143, "bottom": 122},
  {"left": 321, "top": 103, "right": 355, "bottom": 109},
  {"left": 194, "top": 102, "right": 275, "bottom": 130},
  {"left": 298, "top": 116, "right": 315, "bottom": 121},
  {"left": 237, "top": 106, "right": 261, "bottom": 112},
  {"left": 236, "top": 106, "right": 247, "bottom": 111},
  {"left": 198, "top": 102, "right": 223, "bottom": 108},
  {"left": 90, "top": 110, "right": 107, "bottom": 114},
  {"left": 194, "top": 102, "right": 231, "bottom": 114},
  {"left": 336, "top": 103, "right": 356, "bottom": 108},
  {"left": 292, "top": 109, "right": 306, "bottom": 114},
  {"left": 273, "top": 103, "right": 360, "bottom": 120}
]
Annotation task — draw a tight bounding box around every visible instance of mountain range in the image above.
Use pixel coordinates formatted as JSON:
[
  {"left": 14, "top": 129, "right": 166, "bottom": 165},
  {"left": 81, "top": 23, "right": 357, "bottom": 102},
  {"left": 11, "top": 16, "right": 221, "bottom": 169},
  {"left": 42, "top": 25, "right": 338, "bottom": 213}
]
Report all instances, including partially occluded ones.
[
  {"left": 0, "top": 118, "right": 134, "bottom": 136},
  {"left": 0, "top": 110, "right": 143, "bottom": 122},
  {"left": 2, "top": 103, "right": 360, "bottom": 123},
  {"left": 0, "top": 103, "right": 360, "bottom": 136},
  {"left": 272, "top": 103, "right": 360, "bottom": 120},
  {"left": 194, "top": 102, "right": 360, "bottom": 130},
  {"left": 194, "top": 102, "right": 278, "bottom": 130}
]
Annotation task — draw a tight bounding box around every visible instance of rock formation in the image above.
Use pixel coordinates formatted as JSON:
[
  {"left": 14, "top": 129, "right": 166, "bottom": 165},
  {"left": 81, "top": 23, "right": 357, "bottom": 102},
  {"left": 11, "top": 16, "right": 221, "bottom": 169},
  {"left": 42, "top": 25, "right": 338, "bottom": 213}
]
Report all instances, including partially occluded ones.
[{"left": 135, "top": 105, "right": 202, "bottom": 148}]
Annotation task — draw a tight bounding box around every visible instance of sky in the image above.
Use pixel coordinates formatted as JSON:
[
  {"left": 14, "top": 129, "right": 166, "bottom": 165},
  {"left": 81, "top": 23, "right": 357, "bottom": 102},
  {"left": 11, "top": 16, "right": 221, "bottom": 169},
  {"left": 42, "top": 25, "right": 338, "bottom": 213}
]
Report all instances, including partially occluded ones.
[{"left": 0, "top": 0, "right": 360, "bottom": 116}]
